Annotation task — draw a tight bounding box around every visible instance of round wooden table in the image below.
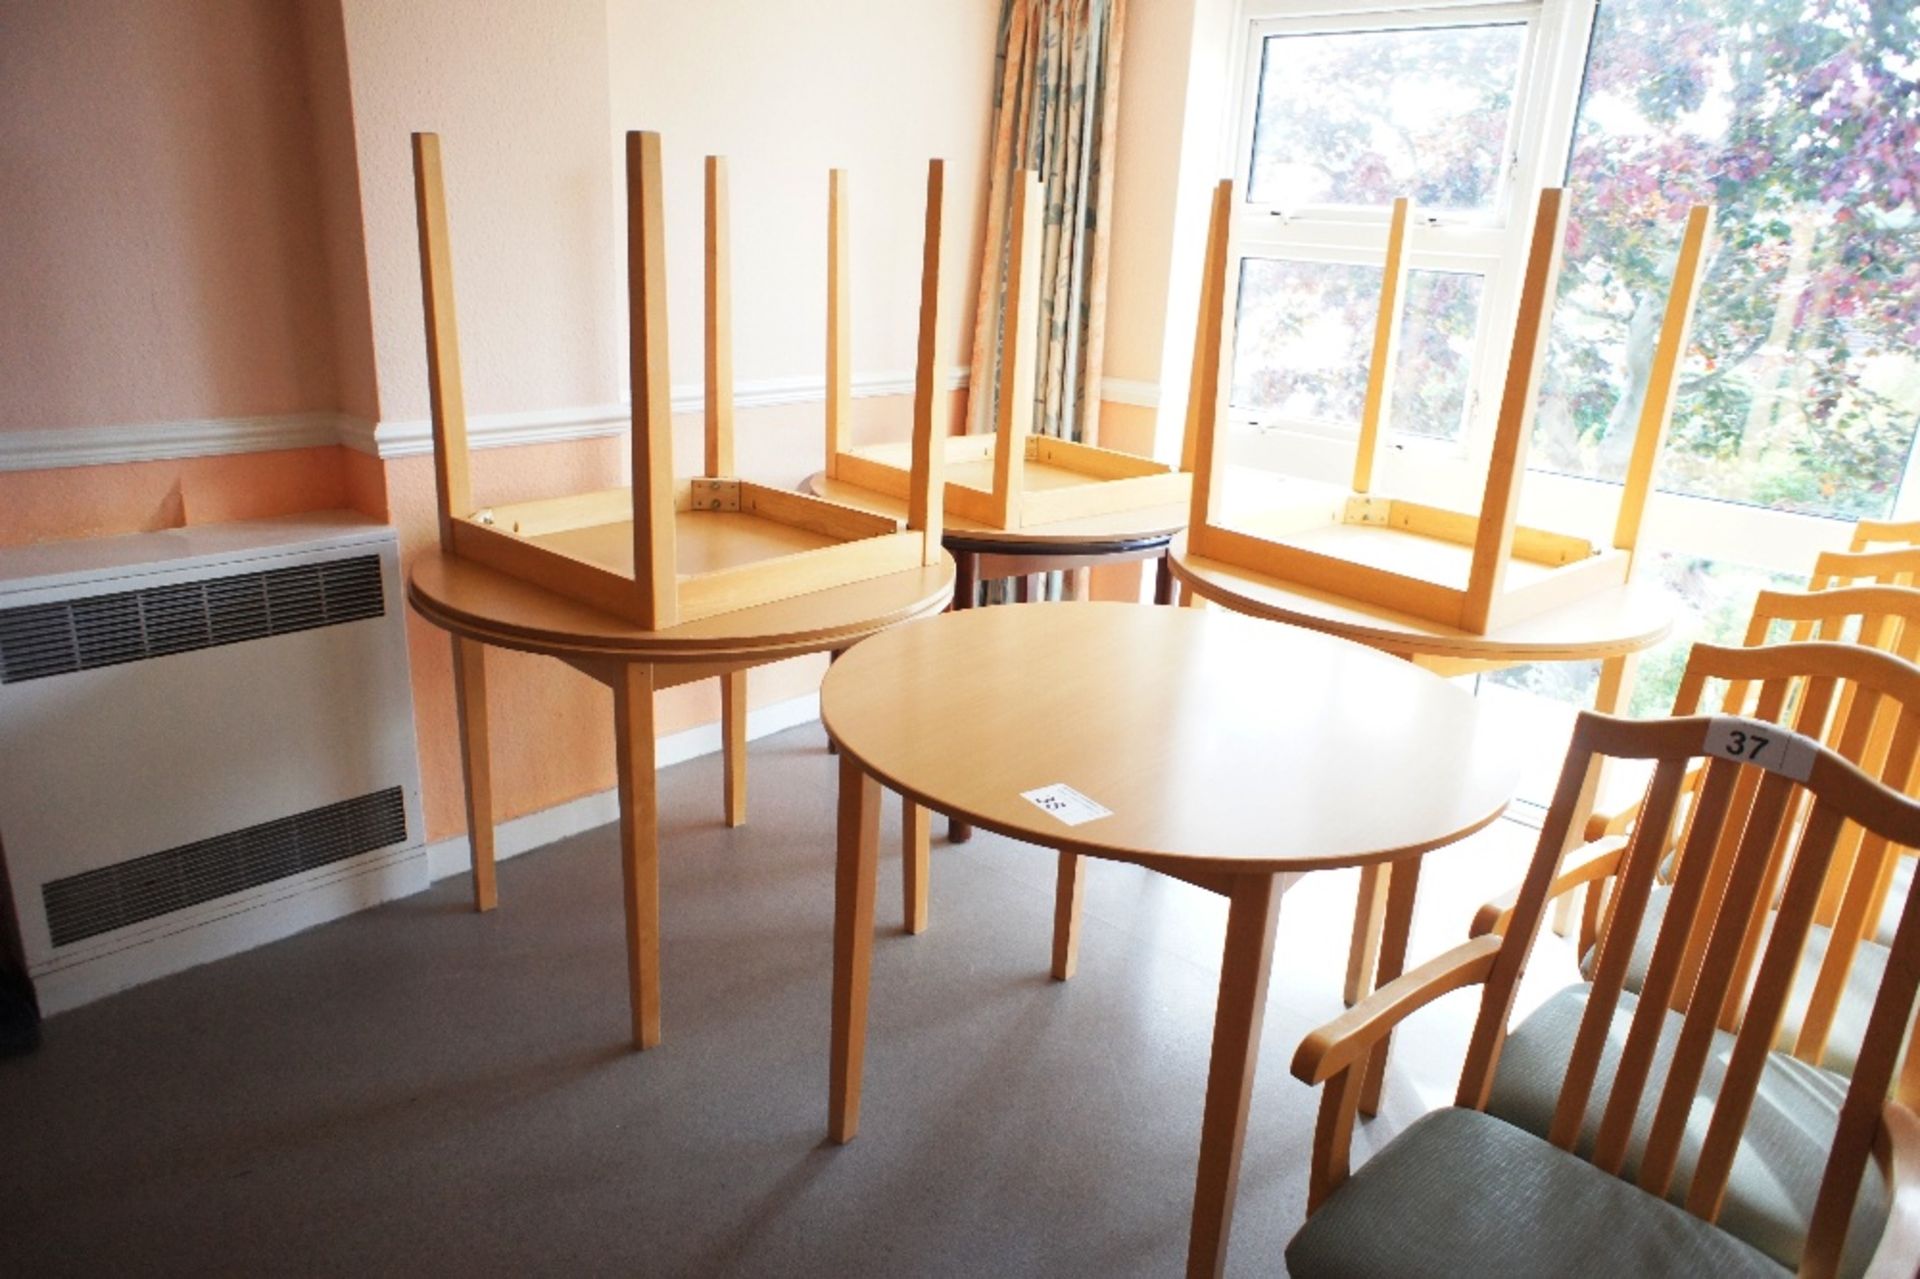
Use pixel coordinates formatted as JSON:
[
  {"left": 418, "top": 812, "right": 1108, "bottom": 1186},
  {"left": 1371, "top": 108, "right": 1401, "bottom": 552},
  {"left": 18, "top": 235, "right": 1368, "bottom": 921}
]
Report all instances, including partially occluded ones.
[
  {"left": 806, "top": 469, "right": 1187, "bottom": 601},
  {"left": 1169, "top": 531, "right": 1676, "bottom": 1003},
  {"left": 818, "top": 602, "right": 1519, "bottom": 1279},
  {"left": 808, "top": 469, "right": 1189, "bottom": 842},
  {"left": 408, "top": 548, "right": 955, "bottom": 1049}
]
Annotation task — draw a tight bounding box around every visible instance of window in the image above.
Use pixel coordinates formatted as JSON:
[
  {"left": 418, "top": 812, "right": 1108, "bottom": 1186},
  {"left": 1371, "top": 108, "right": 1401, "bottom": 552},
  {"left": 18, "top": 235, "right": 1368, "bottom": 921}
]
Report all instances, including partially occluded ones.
[
  {"left": 1247, "top": 22, "right": 1529, "bottom": 214},
  {"left": 1226, "top": 2, "right": 1564, "bottom": 467},
  {"left": 1229, "top": 261, "right": 1484, "bottom": 439},
  {"left": 1534, "top": 0, "right": 1920, "bottom": 522},
  {"left": 1221, "top": 0, "right": 1920, "bottom": 808}
]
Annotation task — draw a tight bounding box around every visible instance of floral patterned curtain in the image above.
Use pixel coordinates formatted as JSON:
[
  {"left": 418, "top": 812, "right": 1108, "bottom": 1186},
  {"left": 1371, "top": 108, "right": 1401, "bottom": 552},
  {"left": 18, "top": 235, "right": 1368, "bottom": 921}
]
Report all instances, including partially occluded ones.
[{"left": 969, "top": 0, "right": 1126, "bottom": 444}]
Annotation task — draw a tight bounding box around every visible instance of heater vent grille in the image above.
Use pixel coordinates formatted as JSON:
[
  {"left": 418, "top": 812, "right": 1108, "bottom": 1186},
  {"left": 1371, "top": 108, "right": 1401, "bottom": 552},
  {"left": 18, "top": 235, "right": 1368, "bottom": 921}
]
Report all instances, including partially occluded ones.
[
  {"left": 0, "top": 554, "right": 385, "bottom": 684},
  {"left": 41, "top": 786, "right": 409, "bottom": 948}
]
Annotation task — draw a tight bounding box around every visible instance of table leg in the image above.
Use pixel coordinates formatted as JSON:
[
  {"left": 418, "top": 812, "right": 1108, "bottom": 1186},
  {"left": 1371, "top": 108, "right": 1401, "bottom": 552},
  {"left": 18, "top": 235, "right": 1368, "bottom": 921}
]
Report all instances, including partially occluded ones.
[
  {"left": 903, "top": 801, "right": 930, "bottom": 934},
  {"left": 1015, "top": 574, "right": 1033, "bottom": 604},
  {"left": 613, "top": 663, "right": 663, "bottom": 1050},
  {"left": 450, "top": 635, "right": 497, "bottom": 913},
  {"left": 1155, "top": 553, "right": 1177, "bottom": 606},
  {"left": 951, "top": 548, "right": 978, "bottom": 613},
  {"left": 948, "top": 553, "right": 977, "bottom": 845},
  {"left": 1342, "top": 864, "right": 1388, "bottom": 1006},
  {"left": 829, "top": 753, "right": 882, "bottom": 1143},
  {"left": 826, "top": 649, "right": 845, "bottom": 755},
  {"left": 1358, "top": 856, "right": 1423, "bottom": 1117},
  {"left": 721, "top": 668, "right": 747, "bottom": 828},
  {"left": 1051, "top": 851, "right": 1084, "bottom": 980},
  {"left": 1188, "top": 871, "right": 1283, "bottom": 1279}
]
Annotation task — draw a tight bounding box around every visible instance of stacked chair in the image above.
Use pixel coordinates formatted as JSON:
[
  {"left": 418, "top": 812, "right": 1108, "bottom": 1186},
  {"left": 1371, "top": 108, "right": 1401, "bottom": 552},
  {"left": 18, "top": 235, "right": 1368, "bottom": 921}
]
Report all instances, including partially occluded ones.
[{"left": 1286, "top": 522, "right": 1920, "bottom": 1276}]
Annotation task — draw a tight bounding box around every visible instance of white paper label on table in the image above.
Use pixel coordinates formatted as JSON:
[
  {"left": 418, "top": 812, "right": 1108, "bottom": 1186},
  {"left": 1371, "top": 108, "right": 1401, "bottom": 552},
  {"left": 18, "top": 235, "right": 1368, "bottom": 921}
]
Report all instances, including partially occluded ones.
[
  {"left": 1703, "top": 716, "right": 1819, "bottom": 782},
  {"left": 1022, "top": 783, "right": 1113, "bottom": 826}
]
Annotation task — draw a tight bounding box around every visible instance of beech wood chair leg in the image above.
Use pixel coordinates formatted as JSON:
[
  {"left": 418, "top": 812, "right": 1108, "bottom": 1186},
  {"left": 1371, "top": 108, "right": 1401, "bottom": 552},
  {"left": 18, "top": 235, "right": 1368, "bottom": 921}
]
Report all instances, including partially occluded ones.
[
  {"left": 1342, "top": 863, "right": 1388, "bottom": 1006},
  {"left": 903, "top": 800, "right": 930, "bottom": 934},
  {"left": 450, "top": 635, "right": 497, "bottom": 913},
  {"left": 721, "top": 668, "right": 747, "bottom": 827},
  {"left": 1155, "top": 553, "right": 1177, "bottom": 605},
  {"left": 1188, "top": 871, "right": 1283, "bottom": 1279},
  {"left": 1069, "top": 566, "right": 1092, "bottom": 601},
  {"left": 829, "top": 753, "right": 882, "bottom": 1143},
  {"left": 1180, "top": 582, "right": 1198, "bottom": 608},
  {"left": 1052, "top": 851, "right": 1084, "bottom": 980},
  {"left": 1358, "top": 855, "right": 1423, "bottom": 1117},
  {"left": 612, "top": 662, "right": 663, "bottom": 1050}
]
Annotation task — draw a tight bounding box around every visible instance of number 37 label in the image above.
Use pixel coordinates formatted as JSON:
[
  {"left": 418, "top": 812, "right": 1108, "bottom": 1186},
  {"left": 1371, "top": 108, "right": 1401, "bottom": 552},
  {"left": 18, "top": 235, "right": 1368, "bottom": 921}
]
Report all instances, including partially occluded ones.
[{"left": 1704, "top": 716, "right": 1819, "bottom": 782}]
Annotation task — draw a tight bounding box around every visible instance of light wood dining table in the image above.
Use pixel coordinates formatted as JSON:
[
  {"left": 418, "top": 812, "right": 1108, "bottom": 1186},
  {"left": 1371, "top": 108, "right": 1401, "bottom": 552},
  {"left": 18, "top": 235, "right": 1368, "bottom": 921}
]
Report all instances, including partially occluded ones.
[
  {"left": 818, "top": 602, "right": 1520, "bottom": 1278},
  {"left": 408, "top": 544, "right": 954, "bottom": 1049}
]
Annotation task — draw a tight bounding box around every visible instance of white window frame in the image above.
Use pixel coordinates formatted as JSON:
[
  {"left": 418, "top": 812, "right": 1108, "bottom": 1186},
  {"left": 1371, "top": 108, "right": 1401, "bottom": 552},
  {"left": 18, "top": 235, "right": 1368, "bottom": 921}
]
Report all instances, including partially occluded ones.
[
  {"left": 1223, "top": 1, "right": 1590, "bottom": 488},
  {"left": 1217, "top": 0, "right": 1895, "bottom": 576}
]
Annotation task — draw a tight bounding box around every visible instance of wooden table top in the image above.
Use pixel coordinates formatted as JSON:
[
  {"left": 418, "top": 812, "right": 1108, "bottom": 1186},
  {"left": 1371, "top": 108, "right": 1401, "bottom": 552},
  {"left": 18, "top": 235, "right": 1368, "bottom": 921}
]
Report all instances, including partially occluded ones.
[
  {"left": 804, "top": 469, "right": 1189, "bottom": 550},
  {"left": 408, "top": 543, "right": 956, "bottom": 664},
  {"left": 1169, "top": 532, "right": 1675, "bottom": 666},
  {"left": 820, "top": 602, "right": 1519, "bottom": 877}
]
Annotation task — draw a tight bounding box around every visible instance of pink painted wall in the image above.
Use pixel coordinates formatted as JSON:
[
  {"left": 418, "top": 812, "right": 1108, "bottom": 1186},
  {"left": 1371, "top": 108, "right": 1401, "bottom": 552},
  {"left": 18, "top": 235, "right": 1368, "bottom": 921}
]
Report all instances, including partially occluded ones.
[
  {"left": 0, "top": 0, "right": 340, "bottom": 432},
  {"left": 337, "top": 0, "right": 623, "bottom": 425},
  {"left": 0, "top": 0, "right": 996, "bottom": 844},
  {"left": 0, "top": 448, "right": 359, "bottom": 549}
]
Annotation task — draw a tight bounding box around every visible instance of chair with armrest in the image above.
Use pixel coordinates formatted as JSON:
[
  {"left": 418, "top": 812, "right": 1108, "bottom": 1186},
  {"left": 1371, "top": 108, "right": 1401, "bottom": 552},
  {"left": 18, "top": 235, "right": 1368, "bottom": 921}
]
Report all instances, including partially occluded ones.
[
  {"left": 1287, "top": 711, "right": 1920, "bottom": 1278},
  {"left": 1476, "top": 637, "right": 1920, "bottom": 1077}
]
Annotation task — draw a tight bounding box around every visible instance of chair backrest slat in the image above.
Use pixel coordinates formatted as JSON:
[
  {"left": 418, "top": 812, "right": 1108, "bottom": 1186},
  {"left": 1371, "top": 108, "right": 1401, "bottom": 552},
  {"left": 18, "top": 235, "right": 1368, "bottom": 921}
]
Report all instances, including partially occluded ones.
[
  {"left": 1549, "top": 756, "right": 1693, "bottom": 1151},
  {"left": 1592, "top": 758, "right": 1742, "bottom": 1174},
  {"left": 1686, "top": 800, "right": 1848, "bottom": 1219},
  {"left": 1638, "top": 769, "right": 1799, "bottom": 1198},
  {"left": 1797, "top": 708, "right": 1920, "bottom": 1063}
]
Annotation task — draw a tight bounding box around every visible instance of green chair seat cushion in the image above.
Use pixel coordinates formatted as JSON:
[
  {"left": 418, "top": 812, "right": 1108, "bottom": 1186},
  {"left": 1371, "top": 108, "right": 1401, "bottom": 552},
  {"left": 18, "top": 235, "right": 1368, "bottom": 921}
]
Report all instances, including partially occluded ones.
[
  {"left": 1486, "top": 983, "right": 1888, "bottom": 1278},
  {"left": 1579, "top": 885, "right": 1914, "bottom": 1077},
  {"left": 1286, "top": 1106, "right": 1785, "bottom": 1278}
]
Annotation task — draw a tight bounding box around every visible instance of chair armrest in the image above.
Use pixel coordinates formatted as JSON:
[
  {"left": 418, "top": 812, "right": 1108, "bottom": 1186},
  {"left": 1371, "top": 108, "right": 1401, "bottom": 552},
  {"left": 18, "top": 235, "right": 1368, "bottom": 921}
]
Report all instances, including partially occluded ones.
[
  {"left": 1294, "top": 936, "right": 1504, "bottom": 1211},
  {"left": 1293, "top": 936, "right": 1503, "bottom": 1086},
  {"left": 1866, "top": 1101, "right": 1920, "bottom": 1279},
  {"left": 1469, "top": 836, "right": 1629, "bottom": 939}
]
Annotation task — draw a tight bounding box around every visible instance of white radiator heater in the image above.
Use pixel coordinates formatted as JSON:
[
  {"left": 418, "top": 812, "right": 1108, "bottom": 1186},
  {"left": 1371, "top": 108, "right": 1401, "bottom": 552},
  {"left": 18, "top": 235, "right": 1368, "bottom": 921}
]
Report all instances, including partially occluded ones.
[{"left": 0, "top": 512, "right": 425, "bottom": 1015}]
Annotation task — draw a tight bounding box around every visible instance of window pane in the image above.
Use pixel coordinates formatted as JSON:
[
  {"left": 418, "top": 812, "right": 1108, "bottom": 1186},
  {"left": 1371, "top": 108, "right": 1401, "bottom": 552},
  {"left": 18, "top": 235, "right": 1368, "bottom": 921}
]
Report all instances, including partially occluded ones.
[
  {"left": 1248, "top": 23, "right": 1527, "bottom": 212},
  {"left": 1532, "top": 0, "right": 1920, "bottom": 520},
  {"left": 1231, "top": 259, "right": 1379, "bottom": 425},
  {"left": 1230, "top": 259, "right": 1478, "bottom": 440},
  {"left": 1396, "top": 270, "right": 1482, "bottom": 441}
]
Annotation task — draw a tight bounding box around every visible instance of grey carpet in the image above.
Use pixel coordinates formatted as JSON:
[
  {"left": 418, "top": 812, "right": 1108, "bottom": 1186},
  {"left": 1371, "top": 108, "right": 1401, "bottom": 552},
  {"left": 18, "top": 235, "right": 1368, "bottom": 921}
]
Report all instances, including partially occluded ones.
[{"left": 0, "top": 721, "right": 1556, "bottom": 1277}]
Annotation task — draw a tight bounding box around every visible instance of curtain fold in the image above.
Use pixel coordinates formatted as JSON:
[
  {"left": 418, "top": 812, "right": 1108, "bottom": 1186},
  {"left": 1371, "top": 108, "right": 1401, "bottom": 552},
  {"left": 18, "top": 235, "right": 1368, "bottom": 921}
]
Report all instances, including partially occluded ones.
[{"left": 969, "top": 0, "right": 1126, "bottom": 444}]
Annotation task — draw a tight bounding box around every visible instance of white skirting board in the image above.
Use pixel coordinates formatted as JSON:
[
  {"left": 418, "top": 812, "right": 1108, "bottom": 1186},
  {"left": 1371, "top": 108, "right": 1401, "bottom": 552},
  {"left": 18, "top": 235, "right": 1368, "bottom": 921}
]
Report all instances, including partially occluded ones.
[
  {"left": 35, "top": 691, "right": 821, "bottom": 1018},
  {"left": 423, "top": 690, "right": 821, "bottom": 881}
]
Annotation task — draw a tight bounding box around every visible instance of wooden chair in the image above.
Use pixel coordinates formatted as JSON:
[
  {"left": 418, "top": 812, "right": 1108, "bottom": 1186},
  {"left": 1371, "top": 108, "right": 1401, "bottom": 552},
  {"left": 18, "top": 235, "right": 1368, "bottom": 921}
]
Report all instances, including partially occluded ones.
[
  {"left": 826, "top": 172, "right": 1192, "bottom": 529},
  {"left": 412, "top": 131, "right": 947, "bottom": 631},
  {"left": 1811, "top": 548, "right": 1920, "bottom": 594},
  {"left": 1181, "top": 184, "right": 1713, "bottom": 635},
  {"left": 1479, "top": 638, "right": 1920, "bottom": 1074},
  {"left": 1850, "top": 520, "right": 1920, "bottom": 553},
  {"left": 1288, "top": 711, "right": 1920, "bottom": 1278}
]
